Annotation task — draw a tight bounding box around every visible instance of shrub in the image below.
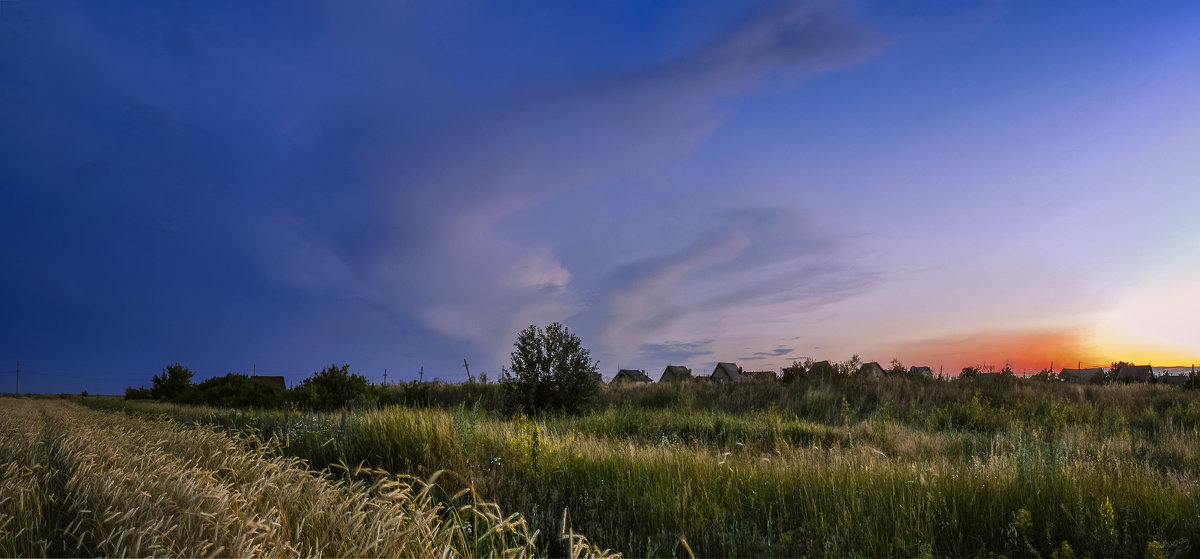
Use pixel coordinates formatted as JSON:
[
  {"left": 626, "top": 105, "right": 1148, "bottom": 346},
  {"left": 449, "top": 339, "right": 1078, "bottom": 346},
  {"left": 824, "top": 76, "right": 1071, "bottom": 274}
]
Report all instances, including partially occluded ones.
[
  {"left": 151, "top": 363, "right": 194, "bottom": 401},
  {"left": 501, "top": 322, "right": 600, "bottom": 414},
  {"left": 187, "top": 373, "right": 286, "bottom": 409},
  {"left": 125, "top": 386, "right": 153, "bottom": 400},
  {"left": 291, "top": 364, "right": 372, "bottom": 411}
]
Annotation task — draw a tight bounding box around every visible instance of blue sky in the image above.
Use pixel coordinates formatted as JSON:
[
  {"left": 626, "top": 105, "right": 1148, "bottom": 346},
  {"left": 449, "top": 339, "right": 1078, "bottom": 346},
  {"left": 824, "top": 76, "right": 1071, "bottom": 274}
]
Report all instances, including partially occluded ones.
[{"left": 3, "top": 1, "right": 1199, "bottom": 393}]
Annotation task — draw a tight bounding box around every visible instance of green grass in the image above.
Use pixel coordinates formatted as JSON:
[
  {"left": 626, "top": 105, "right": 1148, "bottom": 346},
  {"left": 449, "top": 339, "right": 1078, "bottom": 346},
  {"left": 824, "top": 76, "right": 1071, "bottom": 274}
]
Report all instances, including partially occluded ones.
[{"left": 85, "top": 376, "right": 1200, "bottom": 557}]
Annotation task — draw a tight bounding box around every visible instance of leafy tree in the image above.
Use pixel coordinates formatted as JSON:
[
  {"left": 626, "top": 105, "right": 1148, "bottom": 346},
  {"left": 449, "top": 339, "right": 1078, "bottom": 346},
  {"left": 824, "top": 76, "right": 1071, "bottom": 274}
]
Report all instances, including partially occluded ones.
[
  {"left": 152, "top": 363, "right": 194, "bottom": 401},
  {"left": 888, "top": 358, "right": 907, "bottom": 376},
  {"left": 187, "top": 373, "right": 286, "bottom": 408},
  {"left": 839, "top": 354, "right": 863, "bottom": 376},
  {"left": 501, "top": 322, "right": 599, "bottom": 414},
  {"left": 960, "top": 366, "right": 981, "bottom": 379},
  {"left": 291, "top": 364, "right": 372, "bottom": 411},
  {"left": 781, "top": 360, "right": 809, "bottom": 384}
]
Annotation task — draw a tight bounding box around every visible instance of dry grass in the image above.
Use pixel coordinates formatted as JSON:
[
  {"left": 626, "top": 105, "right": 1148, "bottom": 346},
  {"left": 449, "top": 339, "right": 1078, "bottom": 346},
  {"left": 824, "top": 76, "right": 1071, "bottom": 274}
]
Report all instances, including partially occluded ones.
[{"left": 0, "top": 398, "right": 617, "bottom": 558}]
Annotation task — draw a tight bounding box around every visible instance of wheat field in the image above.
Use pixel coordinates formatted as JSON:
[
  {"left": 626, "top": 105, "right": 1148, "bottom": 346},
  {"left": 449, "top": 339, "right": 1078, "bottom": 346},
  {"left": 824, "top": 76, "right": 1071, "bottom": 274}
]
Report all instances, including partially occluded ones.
[{"left": 0, "top": 398, "right": 615, "bottom": 558}]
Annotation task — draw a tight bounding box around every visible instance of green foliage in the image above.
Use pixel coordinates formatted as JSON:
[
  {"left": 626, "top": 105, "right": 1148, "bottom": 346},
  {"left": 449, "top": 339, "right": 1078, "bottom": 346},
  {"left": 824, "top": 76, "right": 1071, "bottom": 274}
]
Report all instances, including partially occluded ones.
[
  {"left": 780, "top": 359, "right": 809, "bottom": 384},
  {"left": 151, "top": 363, "right": 194, "bottom": 401},
  {"left": 291, "top": 364, "right": 373, "bottom": 411},
  {"left": 125, "top": 386, "right": 153, "bottom": 400},
  {"left": 888, "top": 358, "right": 907, "bottom": 376},
  {"left": 960, "top": 366, "right": 981, "bottom": 379},
  {"left": 186, "top": 373, "right": 286, "bottom": 408},
  {"left": 501, "top": 322, "right": 600, "bottom": 414}
]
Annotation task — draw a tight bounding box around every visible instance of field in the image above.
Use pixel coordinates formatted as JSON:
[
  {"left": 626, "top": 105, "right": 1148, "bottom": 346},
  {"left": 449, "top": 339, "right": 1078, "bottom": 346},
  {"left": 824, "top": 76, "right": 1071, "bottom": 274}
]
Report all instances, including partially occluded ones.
[
  {"left": 50, "top": 374, "right": 1200, "bottom": 557},
  {"left": 0, "top": 398, "right": 612, "bottom": 558}
]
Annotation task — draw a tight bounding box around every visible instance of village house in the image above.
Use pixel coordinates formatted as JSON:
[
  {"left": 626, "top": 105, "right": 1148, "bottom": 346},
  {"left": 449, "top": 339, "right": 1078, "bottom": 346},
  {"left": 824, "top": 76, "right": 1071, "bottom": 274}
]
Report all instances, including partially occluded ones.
[
  {"left": 610, "top": 369, "right": 653, "bottom": 384},
  {"left": 711, "top": 362, "right": 745, "bottom": 382},
  {"left": 659, "top": 365, "right": 693, "bottom": 383}
]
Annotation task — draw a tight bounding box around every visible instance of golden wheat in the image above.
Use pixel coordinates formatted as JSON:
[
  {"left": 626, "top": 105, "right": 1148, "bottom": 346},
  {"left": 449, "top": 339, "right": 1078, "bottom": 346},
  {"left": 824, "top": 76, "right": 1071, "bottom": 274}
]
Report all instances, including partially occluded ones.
[{"left": 0, "top": 398, "right": 617, "bottom": 558}]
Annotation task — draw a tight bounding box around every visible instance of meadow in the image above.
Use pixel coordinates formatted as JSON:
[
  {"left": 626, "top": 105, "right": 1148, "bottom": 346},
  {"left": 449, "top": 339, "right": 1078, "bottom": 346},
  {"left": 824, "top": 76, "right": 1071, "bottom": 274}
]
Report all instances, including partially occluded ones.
[
  {"left": 0, "top": 397, "right": 612, "bottom": 558},
  {"left": 76, "top": 374, "right": 1200, "bottom": 557}
]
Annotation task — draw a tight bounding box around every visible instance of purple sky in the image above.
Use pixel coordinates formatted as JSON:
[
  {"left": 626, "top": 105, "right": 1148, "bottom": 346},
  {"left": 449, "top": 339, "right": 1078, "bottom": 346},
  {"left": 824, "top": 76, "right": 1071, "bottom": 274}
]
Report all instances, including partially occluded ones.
[{"left": 3, "top": 1, "right": 1199, "bottom": 393}]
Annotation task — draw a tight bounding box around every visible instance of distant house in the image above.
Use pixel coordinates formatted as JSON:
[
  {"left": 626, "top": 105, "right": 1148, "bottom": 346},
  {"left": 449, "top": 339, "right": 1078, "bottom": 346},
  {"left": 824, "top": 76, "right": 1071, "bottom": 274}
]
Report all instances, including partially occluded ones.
[
  {"left": 809, "top": 360, "right": 837, "bottom": 376},
  {"left": 1060, "top": 368, "right": 1105, "bottom": 384},
  {"left": 659, "top": 365, "right": 693, "bottom": 383},
  {"left": 909, "top": 366, "right": 934, "bottom": 378},
  {"left": 857, "top": 362, "right": 886, "bottom": 379},
  {"left": 1160, "top": 374, "right": 1191, "bottom": 387},
  {"left": 1117, "top": 365, "right": 1153, "bottom": 383},
  {"left": 711, "top": 362, "right": 745, "bottom": 382},
  {"left": 611, "top": 369, "right": 652, "bottom": 384},
  {"left": 251, "top": 375, "right": 287, "bottom": 391}
]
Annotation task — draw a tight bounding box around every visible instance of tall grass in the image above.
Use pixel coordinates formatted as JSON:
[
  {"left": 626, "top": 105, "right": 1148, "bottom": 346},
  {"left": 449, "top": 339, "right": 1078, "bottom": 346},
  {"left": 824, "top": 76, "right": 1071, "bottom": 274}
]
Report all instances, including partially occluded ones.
[
  {"left": 87, "top": 375, "right": 1200, "bottom": 557},
  {"left": 0, "top": 398, "right": 615, "bottom": 558}
]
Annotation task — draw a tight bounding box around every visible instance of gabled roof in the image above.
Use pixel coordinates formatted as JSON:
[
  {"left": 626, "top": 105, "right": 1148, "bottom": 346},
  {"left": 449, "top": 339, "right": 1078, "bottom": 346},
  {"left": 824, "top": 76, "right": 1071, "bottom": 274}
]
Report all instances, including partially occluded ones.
[
  {"left": 660, "top": 365, "right": 693, "bottom": 382},
  {"left": 712, "top": 362, "right": 744, "bottom": 382},
  {"left": 611, "top": 369, "right": 652, "bottom": 384},
  {"left": 858, "top": 362, "right": 886, "bottom": 378},
  {"left": 1117, "top": 365, "right": 1153, "bottom": 382},
  {"left": 1060, "top": 368, "right": 1104, "bottom": 384},
  {"left": 909, "top": 366, "right": 933, "bottom": 378}
]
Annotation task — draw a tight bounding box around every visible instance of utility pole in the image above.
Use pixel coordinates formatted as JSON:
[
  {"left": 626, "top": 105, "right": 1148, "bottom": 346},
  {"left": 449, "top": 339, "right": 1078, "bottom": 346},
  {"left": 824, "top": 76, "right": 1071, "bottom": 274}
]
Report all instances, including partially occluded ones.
[
  {"left": 14, "top": 360, "right": 18, "bottom": 395},
  {"left": 463, "top": 358, "right": 473, "bottom": 383},
  {"left": 383, "top": 368, "right": 388, "bottom": 385},
  {"left": 419, "top": 366, "right": 424, "bottom": 383}
]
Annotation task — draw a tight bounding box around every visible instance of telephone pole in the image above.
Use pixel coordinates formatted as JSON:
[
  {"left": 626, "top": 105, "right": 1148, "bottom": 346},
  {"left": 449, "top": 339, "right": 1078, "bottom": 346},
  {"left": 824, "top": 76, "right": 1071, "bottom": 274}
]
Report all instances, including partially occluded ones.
[
  {"left": 383, "top": 368, "right": 388, "bottom": 385},
  {"left": 419, "top": 366, "right": 424, "bottom": 383},
  {"left": 463, "top": 358, "right": 473, "bottom": 383},
  {"left": 14, "top": 360, "right": 17, "bottom": 395}
]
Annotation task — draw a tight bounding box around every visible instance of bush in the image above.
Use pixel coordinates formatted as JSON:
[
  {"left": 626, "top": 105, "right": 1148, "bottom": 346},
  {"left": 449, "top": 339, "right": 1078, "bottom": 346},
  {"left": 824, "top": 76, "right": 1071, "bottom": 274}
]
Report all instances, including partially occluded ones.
[
  {"left": 125, "top": 386, "right": 153, "bottom": 400},
  {"left": 187, "top": 373, "right": 286, "bottom": 409},
  {"left": 152, "top": 363, "right": 194, "bottom": 401},
  {"left": 501, "top": 322, "right": 600, "bottom": 414},
  {"left": 291, "top": 364, "right": 372, "bottom": 411}
]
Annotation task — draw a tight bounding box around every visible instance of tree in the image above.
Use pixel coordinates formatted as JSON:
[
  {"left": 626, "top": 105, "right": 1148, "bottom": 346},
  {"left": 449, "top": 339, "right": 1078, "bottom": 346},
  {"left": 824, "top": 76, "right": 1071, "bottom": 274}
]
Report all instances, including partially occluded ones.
[
  {"left": 187, "top": 373, "right": 286, "bottom": 409},
  {"left": 960, "top": 366, "right": 981, "bottom": 379},
  {"left": 291, "top": 364, "right": 372, "bottom": 411},
  {"left": 501, "top": 322, "right": 599, "bottom": 414},
  {"left": 888, "top": 358, "right": 907, "bottom": 376},
  {"left": 152, "top": 363, "right": 194, "bottom": 401}
]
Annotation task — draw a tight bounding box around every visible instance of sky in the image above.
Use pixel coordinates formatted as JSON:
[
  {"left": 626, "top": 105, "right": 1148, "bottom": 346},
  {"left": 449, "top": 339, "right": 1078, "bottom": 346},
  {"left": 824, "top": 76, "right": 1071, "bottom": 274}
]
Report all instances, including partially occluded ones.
[{"left": 2, "top": 1, "right": 1199, "bottom": 394}]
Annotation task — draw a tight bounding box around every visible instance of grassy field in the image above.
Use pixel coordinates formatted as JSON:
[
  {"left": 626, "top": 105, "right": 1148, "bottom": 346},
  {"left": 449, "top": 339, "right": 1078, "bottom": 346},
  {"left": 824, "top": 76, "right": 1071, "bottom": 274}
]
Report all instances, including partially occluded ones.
[
  {"left": 0, "top": 398, "right": 614, "bottom": 558},
  {"left": 80, "top": 375, "right": 1200, "bottom": 557}
]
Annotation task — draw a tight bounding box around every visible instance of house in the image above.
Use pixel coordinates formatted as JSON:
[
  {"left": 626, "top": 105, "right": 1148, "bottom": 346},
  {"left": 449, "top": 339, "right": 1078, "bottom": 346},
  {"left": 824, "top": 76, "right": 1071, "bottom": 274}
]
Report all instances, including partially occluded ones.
[
  {"left": 611, "top": 369, "right": 653, "bottom": 384},
  {"left": 1060, "top": 368, "right": 1105, "bottom": 384},
  {"left": 251, "top": 375, "right": 287, "bottom": 391},
  {"left": 909, "top": 366, "right": 934, "bottom": 378},
  {"left": 659, "top": 365, "right": 693, "bottom": 383},
  {"left": 857, "top": 362, "right": 886, "bottom": 379},
  {"left": 1116, "top": 365, "right": 1153, "bottom": 383},
  {"left": 711, "top": 362, "right": 745, "bottom": 382},
  {"left": 1160, "top": 374, "right": 1191, "bottom": 387},
  {"left": 809, "top": 360, "right": 837, "bottom": 376}
]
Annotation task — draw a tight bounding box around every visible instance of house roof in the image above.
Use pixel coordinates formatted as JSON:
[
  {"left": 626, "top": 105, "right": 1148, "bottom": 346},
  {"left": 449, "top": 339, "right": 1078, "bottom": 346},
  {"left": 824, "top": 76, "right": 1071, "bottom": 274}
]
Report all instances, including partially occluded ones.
[
  {"left": 660, "top": 365, "right": 692, "bottom": 382},
  {"left": 858, "top": 362, "right": 886, "bottom": 377},
  {"left": 909, "top": 366, "right": 933, "bottom": 378},
  {"left": 611, "top": 369, "right": 652, "bottom": 384},
  {"left": 712, "top": 362, "right": 744, "bottom": 381},
  {"left": 1160, "top": 374, "right": 1190, "bottom": 387},
  {"left": 1060, "top": 368, "right": 1104, "bottom": 384},
  {"left": 1117, "top": 365, "right": 1153, "bottom": 381}
]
